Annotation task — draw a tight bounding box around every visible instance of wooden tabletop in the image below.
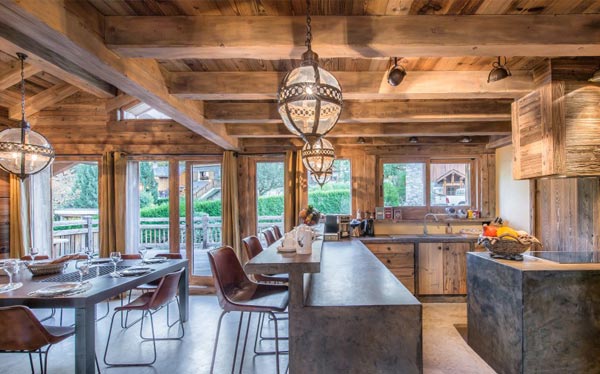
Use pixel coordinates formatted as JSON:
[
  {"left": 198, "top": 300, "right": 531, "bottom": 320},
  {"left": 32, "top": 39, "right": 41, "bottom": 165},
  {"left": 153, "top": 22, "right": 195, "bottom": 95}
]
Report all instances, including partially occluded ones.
[{"left": 244, "top": 229, "right": 322, "bottom": 275}]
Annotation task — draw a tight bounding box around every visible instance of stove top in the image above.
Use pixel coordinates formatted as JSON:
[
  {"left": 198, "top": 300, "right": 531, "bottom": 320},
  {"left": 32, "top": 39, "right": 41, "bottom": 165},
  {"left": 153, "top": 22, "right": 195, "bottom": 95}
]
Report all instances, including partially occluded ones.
[{"left": 529, "top": 251, "right": 600, "bottom": 264}]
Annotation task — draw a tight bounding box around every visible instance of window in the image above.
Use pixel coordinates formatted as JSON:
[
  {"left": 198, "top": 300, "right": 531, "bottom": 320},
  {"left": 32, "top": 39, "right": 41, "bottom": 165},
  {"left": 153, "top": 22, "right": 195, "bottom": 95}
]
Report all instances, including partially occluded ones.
[
  {"left": 256, "top": 161, "right": 284, "bottom": 234},
  {"left": 122, "top": 102, "right": 170, "bottom": 120},
  {"left": 51, "top": 160, "right": 99, "bottom": 257},
  {"left": 308, "top": 159, "right": 352, "bottom": 215},
  {"left": 138, "top": 161, "right": 170, "bottom": 252},
  {"left": 380, "top": 158, "right": 475, "bottom": 217},
  {"left": 382, "top": 162, "right": 425, "bottom": 207},
  {"left": 430, "top": 162, "right": 471, "bottom": 207}
]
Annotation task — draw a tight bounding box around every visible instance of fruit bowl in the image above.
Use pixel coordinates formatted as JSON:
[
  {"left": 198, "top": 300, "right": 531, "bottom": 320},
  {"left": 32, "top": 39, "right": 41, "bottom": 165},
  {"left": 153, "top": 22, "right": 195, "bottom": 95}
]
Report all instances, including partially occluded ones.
[{"left": 478, "top": 233, "right": 542, "bottom": 261}]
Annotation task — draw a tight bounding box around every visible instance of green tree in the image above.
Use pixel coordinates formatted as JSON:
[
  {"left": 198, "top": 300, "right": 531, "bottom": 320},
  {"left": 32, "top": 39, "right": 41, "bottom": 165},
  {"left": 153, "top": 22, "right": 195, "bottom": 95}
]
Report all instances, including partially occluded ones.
[
  {"left": 140, "top": 162, "right": 158, "bottom": 204},
  {"left": 256, "top": 162, "right": 284, "bottom": 196},
  {"left": 70, "top": 164, "right": 98, "bottom": 208}
]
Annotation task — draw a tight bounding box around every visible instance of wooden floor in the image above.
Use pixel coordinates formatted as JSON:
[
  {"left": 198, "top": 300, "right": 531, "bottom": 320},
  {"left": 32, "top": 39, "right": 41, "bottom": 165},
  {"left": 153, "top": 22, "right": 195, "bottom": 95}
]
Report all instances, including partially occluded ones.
[{"left": 0, "top": 298, "right": 494, "bottom": 374}]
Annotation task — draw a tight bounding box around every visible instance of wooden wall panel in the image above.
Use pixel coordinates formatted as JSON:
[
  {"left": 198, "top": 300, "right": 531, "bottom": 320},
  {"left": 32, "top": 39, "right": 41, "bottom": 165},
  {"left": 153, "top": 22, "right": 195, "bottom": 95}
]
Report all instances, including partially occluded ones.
[
  {"left": 0, "top": 170, "right": 8, "bottom": 256},
  {"left": 535, "top": 177, "right": 600, "bottom": 252}
]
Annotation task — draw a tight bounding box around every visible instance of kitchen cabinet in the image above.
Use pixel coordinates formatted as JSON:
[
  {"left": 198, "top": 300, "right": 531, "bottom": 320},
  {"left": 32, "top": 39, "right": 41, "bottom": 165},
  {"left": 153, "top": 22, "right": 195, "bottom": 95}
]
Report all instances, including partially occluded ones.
[
  {"left": 418, "top": 242, "right": 470, "bottom": 295},
  {"left": 512, "top": 59, "right": 600, "bottom": 179},
  {"left": 364, "top": 243, "right": 414, "bottom": 293}
]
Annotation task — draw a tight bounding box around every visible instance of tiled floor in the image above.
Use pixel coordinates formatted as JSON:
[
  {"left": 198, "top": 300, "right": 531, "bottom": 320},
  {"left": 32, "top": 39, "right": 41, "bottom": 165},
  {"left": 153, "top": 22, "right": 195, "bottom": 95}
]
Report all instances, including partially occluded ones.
[{"left": 0, "top": 297, "right": 495, "bottom": 374}]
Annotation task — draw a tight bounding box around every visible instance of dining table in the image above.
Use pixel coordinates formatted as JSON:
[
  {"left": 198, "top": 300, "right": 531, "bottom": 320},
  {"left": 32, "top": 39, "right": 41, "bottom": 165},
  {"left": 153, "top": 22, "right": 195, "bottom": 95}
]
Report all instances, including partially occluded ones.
[{"left": 0, "top": 257, "right": 189, "bottom": 374}]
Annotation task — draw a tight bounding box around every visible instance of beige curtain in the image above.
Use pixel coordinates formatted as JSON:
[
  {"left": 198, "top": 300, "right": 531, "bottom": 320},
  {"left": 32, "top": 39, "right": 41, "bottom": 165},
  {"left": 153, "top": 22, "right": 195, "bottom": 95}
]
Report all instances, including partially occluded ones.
[
  {"left": 284, "top": 150, "right": 307, "bottom": 231},
  {"left": 99, "top": 151, "right": 127, "bottom": 257},
  {"left": 221, "top": 151, "right": 241, "bottom": 258},
  {"left": 9, "top": 174, "right": 28, "bottom": 258}
]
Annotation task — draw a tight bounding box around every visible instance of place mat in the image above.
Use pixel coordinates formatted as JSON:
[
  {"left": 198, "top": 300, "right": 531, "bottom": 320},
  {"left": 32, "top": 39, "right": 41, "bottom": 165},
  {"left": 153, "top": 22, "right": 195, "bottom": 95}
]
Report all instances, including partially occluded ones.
[
  {"left": 142, "top": 258, "right": 167, "bottom": 264},
  {"left": 119, "top": 267, "right": 153, "bottom": 277},
  {"left": 0, "top": 282, "right": 23, "bottom": 294},
  {"left": 29, "top": 282, "right": 92, "bottom": 297},
  {"left": 40, "top": 265, "right": 130, "bottom": 283},
  {"left": 90, "top": 258, "right": 112, "bottom": 264}
]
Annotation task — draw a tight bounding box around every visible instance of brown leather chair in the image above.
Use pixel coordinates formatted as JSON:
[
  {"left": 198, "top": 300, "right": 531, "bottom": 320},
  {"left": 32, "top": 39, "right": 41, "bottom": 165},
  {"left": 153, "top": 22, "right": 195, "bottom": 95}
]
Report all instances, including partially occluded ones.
[
  {"left": 104, "top": 268, "right": 185, "bottom": 367},
  {"left": 262, "top": 229, "right": 277, "bottom": 246},
  {"left": 241, "top": 236, "right": 288, "bottom": 284},
  {"left": 208, "top": 246, "right": 288, "bottom": 373},
  {"left": 154, "top": 253, "right": 183, "bottom": 260},
  {"left": 272, "top": 226, "right": 283, "bottom": 240},
  {"left": 121, "top": 254, "right": 142, "bottom": 260},
  {"left": 0, "top": 305, "right": 100, "bottom": 373}
]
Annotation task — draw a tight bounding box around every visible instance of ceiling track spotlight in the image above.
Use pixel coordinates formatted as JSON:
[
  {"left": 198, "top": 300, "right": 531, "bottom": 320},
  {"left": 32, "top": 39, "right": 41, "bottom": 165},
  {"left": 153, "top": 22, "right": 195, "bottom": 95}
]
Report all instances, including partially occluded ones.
[
  {"left": 459, "top": 136, "right": 473, "bottom": 143},
  {"left": 589, "top": 65, "right": 600, "bottom": 83},
  {"left": 487, "top": 56, "right": 511, "bottom": 83},
  {"left": 408, "top": 137, "right": 418, "bottom": 144},
  {"left": 387, "top": 57, "right": 407, "bottom": 87}
]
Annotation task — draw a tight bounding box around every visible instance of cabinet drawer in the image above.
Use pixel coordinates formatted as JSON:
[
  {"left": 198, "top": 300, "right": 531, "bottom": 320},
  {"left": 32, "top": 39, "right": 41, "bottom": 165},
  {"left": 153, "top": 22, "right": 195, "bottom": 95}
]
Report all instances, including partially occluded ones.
[
  {"left": 375, "top": 253, "right": 414, "bottom": 270},
  {"left": 366, "top": 243, "right": 414, "bottom": 254}
]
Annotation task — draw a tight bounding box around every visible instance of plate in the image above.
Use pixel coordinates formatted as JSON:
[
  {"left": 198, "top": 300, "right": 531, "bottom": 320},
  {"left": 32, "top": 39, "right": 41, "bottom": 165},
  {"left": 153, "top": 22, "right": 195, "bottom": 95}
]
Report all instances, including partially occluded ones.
[
  {"left": 90, "top": 258, "right": 112, "bottom": 264},
  {"left": 120, "top": 267, "right": 152, "bottom": 276},
  {"left": 31, "top": 283, "right": 82, "bottom": 296},
  {"left": 277, "top": 246, "right": 296, "bottom": 253},
  {"left": 0, "top": 282, "right": 23, "bottom": 294},
  {"left": 142, "top": 258, "right": 167, "bottom": 264}
]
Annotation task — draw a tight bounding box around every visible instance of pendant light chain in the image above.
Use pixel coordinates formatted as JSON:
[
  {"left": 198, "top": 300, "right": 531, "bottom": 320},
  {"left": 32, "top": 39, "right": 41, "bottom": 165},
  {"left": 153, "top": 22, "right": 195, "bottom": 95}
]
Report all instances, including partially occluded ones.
[
  {"left": 305, "top": 0, "right": 312, "bottom": 51},
  {"left": 20, "top": 55, "right": 25, "bottom": 121}
]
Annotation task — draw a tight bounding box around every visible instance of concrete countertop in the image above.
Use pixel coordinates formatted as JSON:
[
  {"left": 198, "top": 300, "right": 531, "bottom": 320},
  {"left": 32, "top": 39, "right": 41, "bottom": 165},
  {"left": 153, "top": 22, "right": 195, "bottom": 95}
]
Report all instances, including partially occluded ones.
[
  {"left": 306, "top": 239, "right": 420, "bottom": 307},
  {"left": 468, "top": 251, "right": 600, "bottom": 271},
  {"left": 359, "top": 234, "right": 479, "bottom": 244}
]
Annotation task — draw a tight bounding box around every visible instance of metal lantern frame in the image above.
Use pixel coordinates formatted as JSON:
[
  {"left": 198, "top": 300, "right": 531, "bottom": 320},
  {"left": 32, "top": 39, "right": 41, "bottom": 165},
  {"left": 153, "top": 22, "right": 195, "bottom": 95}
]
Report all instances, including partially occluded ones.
[
  {"left": 310, "top": 167, "right": 333, "bottom": 188},
  {"left": 0, "top": 53, "right": 54, "bottom": 179},
  {"left": 301, "top": 138, "right": 335, "bottom": 176},
  {"left": 277, "top": 0, "right": 343, "bottom": 144}
]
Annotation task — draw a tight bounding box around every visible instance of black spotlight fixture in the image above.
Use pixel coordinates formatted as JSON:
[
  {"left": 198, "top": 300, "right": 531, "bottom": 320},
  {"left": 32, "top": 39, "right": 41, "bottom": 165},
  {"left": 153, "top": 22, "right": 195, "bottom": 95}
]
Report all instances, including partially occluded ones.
[
  {"left": 459, "top": 136, "right": 472, "bottom": 143},
  {"left": 357, "top": 137, "right": 366, "bottom": 144},
  {"left": 487, "top": 56, "right": 511, "bottom": 83},
  {"left": 589, "top": 65, "right": 600, "bottom": 83},
  {"left": 387, "top": 57, "right": 407, "bottom": 86},
  {"left": 408, "top": 137, "right": 418, "bottom": 144}
]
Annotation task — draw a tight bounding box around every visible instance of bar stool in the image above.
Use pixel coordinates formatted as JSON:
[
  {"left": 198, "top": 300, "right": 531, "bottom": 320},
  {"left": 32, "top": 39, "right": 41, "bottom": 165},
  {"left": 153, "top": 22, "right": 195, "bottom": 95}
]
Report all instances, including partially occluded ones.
[
  {"left": 103, "top": 268, "right": 185, "bottom": 367},
  {"left": 208, "top": 246, "right": 288, "bottom": 374},
  {"left": 262, "top": 229, "right": 277, "bottom": 246},
  {"left": 0, "top": 305, "right": 101, "bottom": 373},
  {"left": 272, "top": 226, "right": 283, "bottom": 240}
]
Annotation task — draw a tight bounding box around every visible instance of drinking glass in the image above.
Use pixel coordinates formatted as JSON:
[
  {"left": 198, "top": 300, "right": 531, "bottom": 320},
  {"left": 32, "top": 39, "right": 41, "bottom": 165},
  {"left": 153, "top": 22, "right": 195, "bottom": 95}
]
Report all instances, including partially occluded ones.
[
  {"left": 139, "top": 247, "right": 148, "bottom": 262},
  {"left": 2, "top": 260, "right": 18, "bottom": 287},
  {"left": 83, "top": 247, "right": 94, "bottom": 260},
  {"left": 110, "top": 252, "right": 121, "bottom": 274},
  {"left": 75, "top": 260, "right": 90, "bottom": 285},
  {"left": 28, "top": 247, "right": 39, "bottom": 262}
]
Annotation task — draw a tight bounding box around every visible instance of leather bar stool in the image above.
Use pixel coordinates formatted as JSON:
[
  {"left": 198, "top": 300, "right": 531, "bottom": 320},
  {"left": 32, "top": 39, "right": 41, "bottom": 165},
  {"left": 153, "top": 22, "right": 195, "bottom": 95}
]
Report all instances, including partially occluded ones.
[
  {"left": 208, "top": 246, "right": 288, "bottom": 374},
  {"left": 262, "top": 229, "right": 277, "bottom": 246},
  {"left": 103, "top": 268, "right": 185, "bottom": 367},
  {"left": 272, "top": 226, "right": 283, "bottom": 240},
  {"left": 0, "top": 305, "right": 101, "bottom": 373}
]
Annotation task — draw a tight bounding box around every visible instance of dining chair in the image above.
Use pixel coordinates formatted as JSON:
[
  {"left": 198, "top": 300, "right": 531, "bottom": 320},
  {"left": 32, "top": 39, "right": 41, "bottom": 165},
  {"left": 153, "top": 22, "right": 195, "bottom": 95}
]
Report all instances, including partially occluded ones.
[
  {"left": 0, "top": 305, "right": 101, "bottom": 374},
  {"left": 271, "top": 226, "right": 283, "bottom": 240},
  {"left": 103, "top": 268, "right": 185, "bottom": 367},
  {"left": 20, "top": 255, "right": 50, "bottom": 261},
  {"left": 208, "top": 246, "right": 289, "bottom": 374},
  {"left": 121, "top": 254, "right": 142, "bottom": 260},
  {"left": 262, "top": 229, "right": 277, "bottom": 246}
]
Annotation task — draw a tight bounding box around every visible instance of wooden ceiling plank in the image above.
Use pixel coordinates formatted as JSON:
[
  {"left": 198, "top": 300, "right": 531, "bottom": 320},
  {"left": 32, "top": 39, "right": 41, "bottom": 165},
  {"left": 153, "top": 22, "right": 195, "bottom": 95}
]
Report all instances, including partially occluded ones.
[
  {"left": 226, "top": 121, "right": 512, "bottom": 137},
  {"left": 105, "top": 15, "right": 600, "bottom": 59},
  {"left": 207, "top": 100, "right": 512, "bottom": 124},
  {"left": 8, "top": 82, "right": 79, "bottom": 120},
  {"left": 104, "top": 92, "right": 138, "bottom": 112},
  {"left": 0, "top": 0, "right": 238, "bottom": 150},
  {"left": 168, "top": 70, "right": 533, "bottom": 100},
  {"left": 0, "top": 62, "right": 40, "bottom": 91}
]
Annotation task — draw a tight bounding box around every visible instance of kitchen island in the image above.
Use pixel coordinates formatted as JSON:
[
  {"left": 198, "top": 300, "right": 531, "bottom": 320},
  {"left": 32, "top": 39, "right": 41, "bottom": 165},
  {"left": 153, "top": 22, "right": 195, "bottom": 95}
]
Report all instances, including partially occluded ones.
[
  {"left": 245, "top": 234, "right": 422, "bottom": 374},
  {"left": 467, "top": 252, "right": 600, "bottom": 374}
]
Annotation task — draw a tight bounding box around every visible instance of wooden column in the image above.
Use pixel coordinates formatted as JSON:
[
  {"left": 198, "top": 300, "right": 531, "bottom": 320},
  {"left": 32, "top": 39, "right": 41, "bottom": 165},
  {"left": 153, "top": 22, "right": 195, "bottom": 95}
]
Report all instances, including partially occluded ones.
[{"left": 169, "top": 160, "right": 180, "bottom": 254}]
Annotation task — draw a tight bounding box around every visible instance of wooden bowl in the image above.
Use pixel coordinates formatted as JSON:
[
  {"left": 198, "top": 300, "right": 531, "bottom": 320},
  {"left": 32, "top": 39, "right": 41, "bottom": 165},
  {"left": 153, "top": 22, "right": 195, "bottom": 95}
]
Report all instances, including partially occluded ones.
[
  {"left": 478, "top": 234, "right": 542, "bottom": 260},
  {"left": 26, "top": 262, "right": 67, "bottom": 276}
]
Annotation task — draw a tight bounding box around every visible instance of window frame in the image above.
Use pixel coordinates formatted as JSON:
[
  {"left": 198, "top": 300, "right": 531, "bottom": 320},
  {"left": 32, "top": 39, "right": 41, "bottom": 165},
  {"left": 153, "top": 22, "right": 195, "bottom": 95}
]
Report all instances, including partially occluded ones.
[{"left": 377, "top": 156, "right": 477, "bottom": 219}]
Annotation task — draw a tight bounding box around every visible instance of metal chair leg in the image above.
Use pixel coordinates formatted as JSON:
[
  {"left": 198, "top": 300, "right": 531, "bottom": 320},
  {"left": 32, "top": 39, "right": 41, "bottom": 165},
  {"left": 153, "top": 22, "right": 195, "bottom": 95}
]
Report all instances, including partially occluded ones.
[
  {"left": 238, "top": 312, "right": 253, "bottom": 374},
  {"left": 210, "top": 311, "right": 227, "bottom": 374},
  {"left": 254, "top": 312, "right": 289, "bottom": 355},
  {"left": 104, "top": 309, "right": 157, "bottom": 367},
  {"left": 27, "top": 352, "right": 34, "bottom": 374},
  {"left": 269, "top": 311, "right": 280, "bottom": 374},
  {"left": 140, "top": 298, "right": 184, "bottom": 341},
  {"left": 231, "top": 312, "right": 245, "bottom": 374}
]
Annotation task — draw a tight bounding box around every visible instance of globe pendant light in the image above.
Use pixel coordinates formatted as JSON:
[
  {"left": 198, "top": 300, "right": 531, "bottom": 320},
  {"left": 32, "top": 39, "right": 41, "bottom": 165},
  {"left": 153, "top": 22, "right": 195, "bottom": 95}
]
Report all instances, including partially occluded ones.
[
  {"left": 311, "top": 167, "right": 333, "bottom": 188},
  {"left": 277, "top": 0, "right": 343, "bottom": 144},
  {"left": 302, "top": 137, "right": 335, "bottom": 177},
  {"left": 0, "top": 53, "right": 54, "bottom": 179}
]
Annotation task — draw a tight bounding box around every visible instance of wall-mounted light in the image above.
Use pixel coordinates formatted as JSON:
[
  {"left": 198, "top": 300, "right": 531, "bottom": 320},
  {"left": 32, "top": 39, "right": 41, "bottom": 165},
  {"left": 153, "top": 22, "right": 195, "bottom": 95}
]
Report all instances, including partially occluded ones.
[
  {"left": 387, "top": 57, "right": 407, "bottom": 87},
  {"left": 408, "top": 137, "right": 418, "bottom": 144},
  {"left": 487, "top": 56, "right": 511, "bottom": 83},
  {"left": 459, "top": 136, "right": 472, "bottom": 143},
  {"left": 589, "top": 66, "right": 600, "bottom": 82}
]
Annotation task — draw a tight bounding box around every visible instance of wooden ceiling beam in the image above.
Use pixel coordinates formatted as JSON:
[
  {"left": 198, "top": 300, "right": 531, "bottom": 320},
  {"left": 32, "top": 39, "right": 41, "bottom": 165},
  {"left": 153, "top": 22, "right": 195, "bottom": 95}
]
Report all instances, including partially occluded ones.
[
  {"left": 0, "top": 26, "right": 116, "bottom": 98},
  {"left": 8, "top": 82, "right": 79, "bottom": 120},
  {"left": 0, "top": 0, "right": 238, "bottom": 150},
  {"left": 227, "top": 122, "right": 511, "bottom": 138},
  {"left": 207, "top": 100, "right": 512, "bottom": 124},
  {"left": 105, "top": 15, "right": 600, "bottom": 59},
  {"left": 0, "top": 62, "right": 41, "bottom": 91},
  {"left": 169, "top": 70, "right": 534, "bottom": 100}
]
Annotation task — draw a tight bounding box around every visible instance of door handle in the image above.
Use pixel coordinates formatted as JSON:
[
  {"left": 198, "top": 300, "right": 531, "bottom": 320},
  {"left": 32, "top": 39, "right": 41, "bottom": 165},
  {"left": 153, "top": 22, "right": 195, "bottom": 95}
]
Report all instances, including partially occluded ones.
[{"left": 437, "top": 246, "right": 442, "bottom": 250}]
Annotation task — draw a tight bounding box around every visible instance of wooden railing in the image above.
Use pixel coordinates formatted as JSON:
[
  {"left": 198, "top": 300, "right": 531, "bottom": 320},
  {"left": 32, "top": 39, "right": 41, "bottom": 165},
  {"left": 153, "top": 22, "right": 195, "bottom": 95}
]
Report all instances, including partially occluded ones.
[{"left": 52, "top": 215, "right": 284, "bottom": 256}]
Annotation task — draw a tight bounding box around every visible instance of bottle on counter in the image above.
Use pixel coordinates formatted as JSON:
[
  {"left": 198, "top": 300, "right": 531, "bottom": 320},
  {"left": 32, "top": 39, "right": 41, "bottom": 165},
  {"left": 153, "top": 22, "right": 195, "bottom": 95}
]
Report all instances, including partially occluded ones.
[{"left": 445, "top": 223, "right": 453, "bottom": 234}]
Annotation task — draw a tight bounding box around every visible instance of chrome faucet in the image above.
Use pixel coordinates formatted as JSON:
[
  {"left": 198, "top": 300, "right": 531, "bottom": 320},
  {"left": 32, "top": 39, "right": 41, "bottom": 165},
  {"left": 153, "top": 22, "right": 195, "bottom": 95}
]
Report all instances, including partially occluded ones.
[{"left": 423, "top": 213, "right": 440, "bottom": 235}]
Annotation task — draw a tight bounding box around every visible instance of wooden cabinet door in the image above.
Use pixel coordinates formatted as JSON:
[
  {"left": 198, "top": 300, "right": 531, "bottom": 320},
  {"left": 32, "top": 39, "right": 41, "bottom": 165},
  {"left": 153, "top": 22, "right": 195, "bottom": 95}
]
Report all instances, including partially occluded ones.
[
  {"left": 443, "top": 242, "right": 470, "bottom": 295},
  {"left": 418, "top": 243, "right": 444, "bottom": 295}
]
